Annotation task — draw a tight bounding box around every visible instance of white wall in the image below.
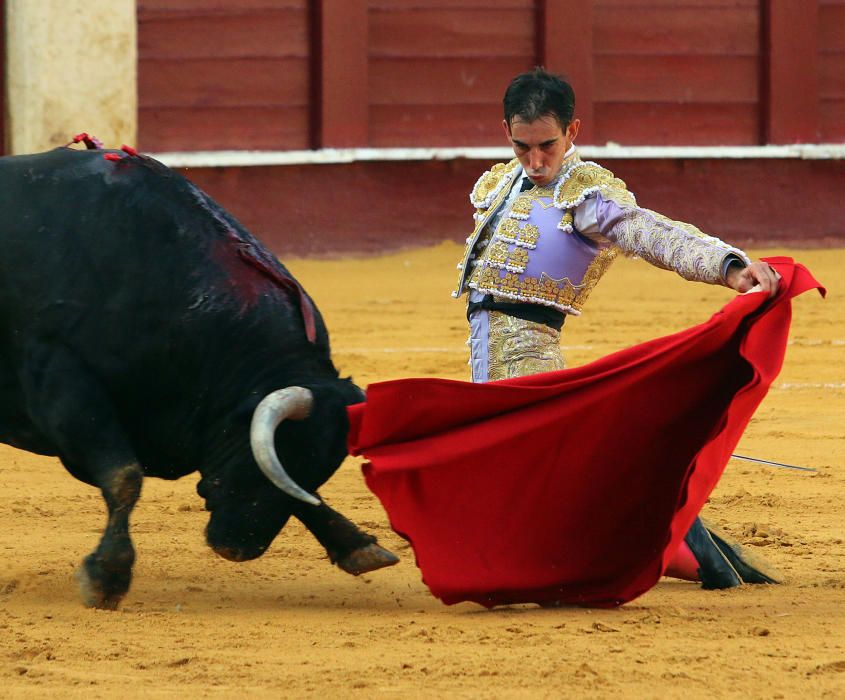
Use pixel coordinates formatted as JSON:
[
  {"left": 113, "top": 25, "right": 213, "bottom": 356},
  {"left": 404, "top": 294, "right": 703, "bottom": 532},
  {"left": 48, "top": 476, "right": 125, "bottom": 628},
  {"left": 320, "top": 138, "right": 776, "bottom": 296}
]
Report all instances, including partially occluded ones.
[{"left": 6, "top": 0, "right": 136, "bottom": 154}]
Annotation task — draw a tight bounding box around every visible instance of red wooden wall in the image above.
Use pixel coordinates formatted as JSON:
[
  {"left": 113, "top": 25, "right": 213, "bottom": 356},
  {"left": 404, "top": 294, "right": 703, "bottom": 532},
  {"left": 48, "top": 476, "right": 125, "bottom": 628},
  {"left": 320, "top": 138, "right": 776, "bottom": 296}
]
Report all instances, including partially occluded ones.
[
  {"left": 368, "top": 0, "right": 536, "bottom": 146},
  {"left": 136, "top": 0, "right": 844, "bottom": 151},
  {"left": 137, "top": 0, "right": 311, "bottom": 151},
  {"left": 591, "top": 0, "right": 761, "bottom": 145},
  {"left": 187, "top": 156, "right": 845, "bottom": 256},
  {"left": 820, "top": 0, "right": 845, "bottom": 141}
]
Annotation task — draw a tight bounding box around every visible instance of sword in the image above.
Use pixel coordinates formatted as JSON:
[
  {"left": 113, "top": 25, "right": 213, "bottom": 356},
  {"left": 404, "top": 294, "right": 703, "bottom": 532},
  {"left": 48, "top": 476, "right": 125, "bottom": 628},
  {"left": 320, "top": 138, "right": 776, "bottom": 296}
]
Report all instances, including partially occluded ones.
[{"left": 730, "top": 453, "right": 817, "bottom": 472}]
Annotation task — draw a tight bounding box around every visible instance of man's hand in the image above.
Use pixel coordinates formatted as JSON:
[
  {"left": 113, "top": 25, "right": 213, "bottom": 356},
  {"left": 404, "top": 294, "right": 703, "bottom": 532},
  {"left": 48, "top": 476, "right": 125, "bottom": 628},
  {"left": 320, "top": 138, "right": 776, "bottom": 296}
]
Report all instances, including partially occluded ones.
[{"left": 726, "top": 260, "right": 780, "bottom": 297}]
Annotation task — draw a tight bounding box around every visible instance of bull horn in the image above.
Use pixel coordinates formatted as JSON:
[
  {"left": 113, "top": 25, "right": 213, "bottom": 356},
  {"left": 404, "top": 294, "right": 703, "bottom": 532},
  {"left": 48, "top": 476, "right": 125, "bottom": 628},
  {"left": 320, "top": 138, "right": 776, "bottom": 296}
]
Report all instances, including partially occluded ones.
[{"left": 250, "top": 386, "right": 320, "bottom": 506}]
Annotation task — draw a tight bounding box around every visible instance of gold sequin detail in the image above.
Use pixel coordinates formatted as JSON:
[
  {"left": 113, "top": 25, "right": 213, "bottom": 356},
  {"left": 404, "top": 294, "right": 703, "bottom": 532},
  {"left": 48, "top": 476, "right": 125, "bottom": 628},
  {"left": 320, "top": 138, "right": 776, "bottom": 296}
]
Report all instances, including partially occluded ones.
[
  {"left": 554, "top": 164, "right": 629, "bottom": 209},
  {"left": 485, "top": 240, "right": 510, "bottom": 267},
  {"left": 517, "top": 223, "right": 540, "bottom": 247},
  {"left": 487, "top": 311, "right": 565, "bottom": 381},
  {"left": 494, "top": 219, "right": 540, "bottom": 249},
  {"left": 496, "top": 218, "right": 521, "bottom": 243},
  {"left": 576, "top": 246, "right": 619, "bottom": 302},
  {"left": 470, "top": 158, "right": 521, "bottom": 208},
  {"left": 472, "top": 245, "right": 618, "bottom": 313},
  {"left": 507, "top": 247, "right": 528, "bottom": 271},
  {"left": 474, "top": 173, "right": 502, "bottom": 204},
  {"left": 510, "top": 195, "right": 534, "bottom": 218}
]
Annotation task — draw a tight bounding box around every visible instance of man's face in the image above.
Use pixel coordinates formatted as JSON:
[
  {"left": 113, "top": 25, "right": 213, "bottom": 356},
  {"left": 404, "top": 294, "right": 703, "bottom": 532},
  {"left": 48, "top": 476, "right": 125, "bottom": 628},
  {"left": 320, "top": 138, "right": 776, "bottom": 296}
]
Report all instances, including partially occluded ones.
[{"left": 503, "top": 114, "right": 580, "bottom": 186}]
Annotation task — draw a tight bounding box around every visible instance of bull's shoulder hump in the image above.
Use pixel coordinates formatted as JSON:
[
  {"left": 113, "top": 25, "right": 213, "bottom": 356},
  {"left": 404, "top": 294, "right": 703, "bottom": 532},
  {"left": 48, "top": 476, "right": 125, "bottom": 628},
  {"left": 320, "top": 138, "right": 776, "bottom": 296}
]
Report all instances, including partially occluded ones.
[
  {"left": 0, "top": 148, "right": 182, "bottom": 190},
  {"left": 0, "top": 147, "right": 101, "bottom": 171}
]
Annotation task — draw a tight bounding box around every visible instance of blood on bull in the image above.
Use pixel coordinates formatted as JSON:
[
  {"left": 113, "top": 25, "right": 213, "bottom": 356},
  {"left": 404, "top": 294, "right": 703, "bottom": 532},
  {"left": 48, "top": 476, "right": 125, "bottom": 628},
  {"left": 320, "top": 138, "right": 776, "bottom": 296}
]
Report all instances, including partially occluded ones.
[{"left": 0, "top": 143, "right": 398, "bottom": 609}]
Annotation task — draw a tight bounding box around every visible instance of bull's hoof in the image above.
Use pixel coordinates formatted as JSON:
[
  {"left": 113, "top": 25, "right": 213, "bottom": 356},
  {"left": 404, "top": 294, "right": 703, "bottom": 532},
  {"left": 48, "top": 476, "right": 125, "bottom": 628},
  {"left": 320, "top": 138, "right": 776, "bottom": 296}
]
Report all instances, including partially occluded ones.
[
  {"left": 336, "top": 544, "right": 399, "bottom": 576},
  {"left": 75, "top": 554, "right": 131, "bottom": 610}
]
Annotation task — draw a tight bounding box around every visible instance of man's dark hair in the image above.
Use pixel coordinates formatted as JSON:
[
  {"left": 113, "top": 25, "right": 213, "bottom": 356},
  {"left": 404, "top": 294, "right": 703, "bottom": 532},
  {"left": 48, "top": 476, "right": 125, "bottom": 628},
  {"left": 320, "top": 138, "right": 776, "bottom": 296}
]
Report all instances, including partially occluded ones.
[{"left": 503, "top": 68, "right": 575, "bottom": 127}]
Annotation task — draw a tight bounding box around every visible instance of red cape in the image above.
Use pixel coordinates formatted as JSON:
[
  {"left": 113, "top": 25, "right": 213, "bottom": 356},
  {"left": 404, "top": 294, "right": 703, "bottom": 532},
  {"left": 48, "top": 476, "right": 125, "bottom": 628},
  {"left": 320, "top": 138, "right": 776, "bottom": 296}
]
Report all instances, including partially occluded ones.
[{"left": 347, "top": 259, "right": 824, "bottom": 608}]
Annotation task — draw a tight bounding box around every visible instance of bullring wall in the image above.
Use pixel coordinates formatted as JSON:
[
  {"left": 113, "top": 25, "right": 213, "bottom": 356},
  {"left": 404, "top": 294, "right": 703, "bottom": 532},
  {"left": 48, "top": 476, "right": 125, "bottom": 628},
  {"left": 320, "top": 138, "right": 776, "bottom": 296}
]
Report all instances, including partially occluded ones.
[
  {"left": 1, "top": 1, "right": 844, "bottom": 250},
  {"left": 176, "top": 153, "right": 845, "bottom": 256}
]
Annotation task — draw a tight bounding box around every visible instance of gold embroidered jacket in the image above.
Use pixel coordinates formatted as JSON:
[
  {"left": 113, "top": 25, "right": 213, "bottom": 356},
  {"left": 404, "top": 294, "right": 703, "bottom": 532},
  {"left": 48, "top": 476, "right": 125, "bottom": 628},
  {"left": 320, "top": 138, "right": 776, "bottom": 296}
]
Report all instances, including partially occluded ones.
[{"left": 453, "top": 152, "right": 749, "bottom": 315}]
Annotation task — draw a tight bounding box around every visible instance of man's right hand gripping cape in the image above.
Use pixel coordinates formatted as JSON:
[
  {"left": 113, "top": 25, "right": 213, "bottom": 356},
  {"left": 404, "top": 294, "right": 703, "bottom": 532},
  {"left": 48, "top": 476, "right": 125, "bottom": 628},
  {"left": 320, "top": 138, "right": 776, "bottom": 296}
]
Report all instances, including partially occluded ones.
[{"left": 348, "top": 259, "right": 824, "bottom": 608}]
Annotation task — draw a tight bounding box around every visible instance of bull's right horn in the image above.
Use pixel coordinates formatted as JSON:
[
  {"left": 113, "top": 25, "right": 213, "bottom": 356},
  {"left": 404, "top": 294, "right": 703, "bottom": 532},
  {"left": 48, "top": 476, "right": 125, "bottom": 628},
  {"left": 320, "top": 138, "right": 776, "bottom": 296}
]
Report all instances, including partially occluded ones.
[{"left": 250, "top": 386, "right": 320, "bottom": 506}]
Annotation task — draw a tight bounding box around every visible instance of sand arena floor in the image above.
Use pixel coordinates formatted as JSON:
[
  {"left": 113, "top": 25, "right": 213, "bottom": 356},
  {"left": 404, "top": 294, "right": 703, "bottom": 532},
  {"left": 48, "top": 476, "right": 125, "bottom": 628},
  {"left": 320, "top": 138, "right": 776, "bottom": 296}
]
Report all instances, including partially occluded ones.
[{"left": 0, "top": 244, "right": 843, "bottom": 698}]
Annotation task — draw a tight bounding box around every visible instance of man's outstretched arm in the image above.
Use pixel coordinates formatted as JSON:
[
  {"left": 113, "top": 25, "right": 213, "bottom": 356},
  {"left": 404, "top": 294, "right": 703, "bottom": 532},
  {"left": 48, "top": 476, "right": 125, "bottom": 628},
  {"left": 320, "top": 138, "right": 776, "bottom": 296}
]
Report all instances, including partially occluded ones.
[{"left": 575, "top": 190, "right": 778, "bottom": 296}]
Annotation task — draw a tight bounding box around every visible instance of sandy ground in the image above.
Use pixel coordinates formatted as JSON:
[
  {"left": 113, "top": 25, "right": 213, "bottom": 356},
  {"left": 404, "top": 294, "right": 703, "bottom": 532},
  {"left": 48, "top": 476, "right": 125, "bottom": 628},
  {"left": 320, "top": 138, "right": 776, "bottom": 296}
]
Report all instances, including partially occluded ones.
[{"left": 1, "top": 243, "right": 843, "bottom": 699}]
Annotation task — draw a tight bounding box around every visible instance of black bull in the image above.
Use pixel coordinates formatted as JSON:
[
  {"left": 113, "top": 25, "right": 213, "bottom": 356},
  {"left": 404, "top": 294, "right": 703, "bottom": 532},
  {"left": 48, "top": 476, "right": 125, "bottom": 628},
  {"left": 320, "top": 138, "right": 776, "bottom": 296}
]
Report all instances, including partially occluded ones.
[{"left": 0, "top": 147, "right": 398, "bottom": 608}]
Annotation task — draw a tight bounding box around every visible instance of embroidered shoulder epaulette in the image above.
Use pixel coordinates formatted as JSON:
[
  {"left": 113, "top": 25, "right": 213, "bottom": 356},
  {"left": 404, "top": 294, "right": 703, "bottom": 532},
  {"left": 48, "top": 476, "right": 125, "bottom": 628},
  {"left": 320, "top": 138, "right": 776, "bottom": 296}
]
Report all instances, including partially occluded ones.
[
  {"left": 469, "top": 158, "right": 521, "bottom": 210},
  {"left": 552, "top": 161, "right": 632, "bottom": 210}
]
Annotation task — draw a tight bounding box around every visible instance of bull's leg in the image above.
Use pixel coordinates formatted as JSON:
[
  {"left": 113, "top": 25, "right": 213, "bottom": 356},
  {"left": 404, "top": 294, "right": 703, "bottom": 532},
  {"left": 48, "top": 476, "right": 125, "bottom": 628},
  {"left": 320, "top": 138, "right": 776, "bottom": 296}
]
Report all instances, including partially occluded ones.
[
  {"left": 290, "top": 499, "right": 399, "bottom": 575},
  {"left": 75, "top": 463, "right": 143, "bottom": 609},
  {"left": 21, "top": 346, "right": 142, "bottom": 609}
]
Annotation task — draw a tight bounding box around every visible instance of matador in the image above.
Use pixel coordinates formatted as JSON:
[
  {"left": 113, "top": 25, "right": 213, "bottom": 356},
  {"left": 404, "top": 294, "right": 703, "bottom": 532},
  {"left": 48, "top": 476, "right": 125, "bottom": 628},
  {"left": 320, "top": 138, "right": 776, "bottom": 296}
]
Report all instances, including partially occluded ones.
[{"left": 452, "top": 68, "right": 782, "bottom": 590}]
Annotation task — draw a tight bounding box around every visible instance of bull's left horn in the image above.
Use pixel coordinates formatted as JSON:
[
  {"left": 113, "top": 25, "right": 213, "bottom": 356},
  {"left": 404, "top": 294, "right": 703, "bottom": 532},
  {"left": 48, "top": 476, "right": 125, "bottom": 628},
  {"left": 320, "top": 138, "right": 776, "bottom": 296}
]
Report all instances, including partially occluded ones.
[{"left": 250, "top": 387, "right": 320, "bottom": 506}]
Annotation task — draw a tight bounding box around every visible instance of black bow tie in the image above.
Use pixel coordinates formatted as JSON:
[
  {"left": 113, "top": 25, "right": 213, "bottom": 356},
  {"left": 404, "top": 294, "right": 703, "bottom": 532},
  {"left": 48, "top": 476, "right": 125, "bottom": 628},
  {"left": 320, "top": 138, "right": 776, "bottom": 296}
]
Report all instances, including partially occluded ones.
[{"left": 519, "top": 178, "right": 534, "bottom": 192}]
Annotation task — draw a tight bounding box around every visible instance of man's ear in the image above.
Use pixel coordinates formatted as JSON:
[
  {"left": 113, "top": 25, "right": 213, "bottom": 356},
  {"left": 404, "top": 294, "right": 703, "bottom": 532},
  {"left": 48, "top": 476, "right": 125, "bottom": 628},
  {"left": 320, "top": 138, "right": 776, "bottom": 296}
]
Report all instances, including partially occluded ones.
[
  {"left": 502, "top": 119, "right": 512, "bottom": 141},
  {"left": 567, "top": 118, "right": 581, "bottom": 142}
]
